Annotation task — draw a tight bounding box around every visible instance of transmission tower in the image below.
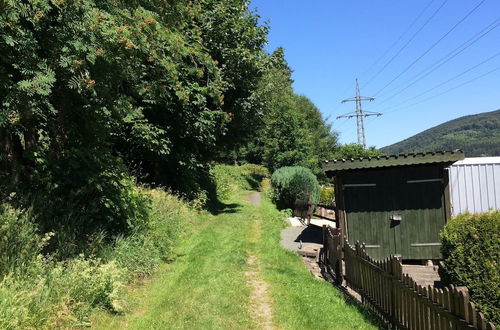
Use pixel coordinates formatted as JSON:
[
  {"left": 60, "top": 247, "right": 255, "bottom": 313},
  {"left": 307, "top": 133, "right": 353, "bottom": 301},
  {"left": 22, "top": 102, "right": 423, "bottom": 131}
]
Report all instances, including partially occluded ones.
[{"left": 337, "top": 79, "right": 382, "bottom": 148}]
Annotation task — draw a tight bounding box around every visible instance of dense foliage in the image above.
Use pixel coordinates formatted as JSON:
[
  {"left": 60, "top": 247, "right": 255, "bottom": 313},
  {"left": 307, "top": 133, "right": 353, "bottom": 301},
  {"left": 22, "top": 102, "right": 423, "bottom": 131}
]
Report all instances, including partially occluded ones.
[
  {"left": 0, "top": 0, "right": 380, "bottom": 325},
  {"left": 381, "top": 109, "right": 500, "bottom": 156},
  {"left": 210, "top": 163, "right": 269, "bottom": 201},
  {"left": 333, "top": 143, "right": 383, "bottom": 159},
  {"left": 271, "top": 166, "right": 320, "bottom": 209},
  {"left": 319, "top": 186, "right": 335, "bottom": 206},
  {"left": 0, "top": 188, "right": 192, "bottom": 328},
  {"left": 439, "top": 212, "right": 500, "bottom": 324},
  {"left": 237, "top": 49, "right": 339, "bottom": 178}
]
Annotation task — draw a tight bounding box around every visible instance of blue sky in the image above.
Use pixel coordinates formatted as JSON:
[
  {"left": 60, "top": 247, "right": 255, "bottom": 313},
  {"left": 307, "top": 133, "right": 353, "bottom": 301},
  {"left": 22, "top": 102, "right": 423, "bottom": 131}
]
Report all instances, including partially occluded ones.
[{"left": 250, "top": 0, "right": 500, "bottom": 148}]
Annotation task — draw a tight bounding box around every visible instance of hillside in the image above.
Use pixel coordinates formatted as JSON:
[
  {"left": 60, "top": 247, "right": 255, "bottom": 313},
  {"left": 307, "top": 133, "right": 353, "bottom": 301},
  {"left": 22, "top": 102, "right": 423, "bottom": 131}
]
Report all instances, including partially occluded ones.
[{"left": 381, "top": 110, "right": 500, "bottom": 157}]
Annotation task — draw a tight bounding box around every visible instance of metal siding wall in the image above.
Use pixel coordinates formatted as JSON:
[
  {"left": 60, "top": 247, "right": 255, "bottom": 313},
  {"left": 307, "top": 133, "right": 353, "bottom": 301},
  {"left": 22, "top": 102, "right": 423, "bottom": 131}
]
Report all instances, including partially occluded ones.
[{"left": 449, "top": 162, "right": 500, "bottom": 216}]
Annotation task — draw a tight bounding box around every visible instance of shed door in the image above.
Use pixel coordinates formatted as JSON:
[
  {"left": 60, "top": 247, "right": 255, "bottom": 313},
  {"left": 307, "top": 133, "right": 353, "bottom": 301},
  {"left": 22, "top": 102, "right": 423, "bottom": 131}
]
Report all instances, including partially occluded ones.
[
  {"left": 343, "top": 170, "right": 446, "bottom": 260},
  {"left": 343, "top": 182, "right": 397, "bottom": 260},
  {"left": 398, "top": 179, "right": 445, "bottom": 259}
]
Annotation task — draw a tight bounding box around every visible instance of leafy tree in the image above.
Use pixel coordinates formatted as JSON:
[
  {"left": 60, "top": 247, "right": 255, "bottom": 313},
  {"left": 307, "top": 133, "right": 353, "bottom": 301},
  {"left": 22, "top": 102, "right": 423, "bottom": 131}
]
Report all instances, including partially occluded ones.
[
  {"left": 240, "top": 49, "right": 338, "bottom": 177},
  {"left": 194, "top": 0, "right": 269, "bottom": 160},
  {"left": 0, "top": 0, "right": 226, "bottom": 243},
  {"left": 332, "top": 143, "right": 383, "bottom": 159}
]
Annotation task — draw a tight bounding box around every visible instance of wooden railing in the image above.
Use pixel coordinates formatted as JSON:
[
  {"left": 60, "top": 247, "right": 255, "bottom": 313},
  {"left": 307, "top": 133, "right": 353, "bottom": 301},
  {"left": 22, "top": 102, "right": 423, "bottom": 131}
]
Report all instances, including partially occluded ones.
[
  {"left": 313, "top": 204, "right": 336, "bottom": 220},
  {"left": 321, "top": 227, "right": 497, "bottom": 330}
]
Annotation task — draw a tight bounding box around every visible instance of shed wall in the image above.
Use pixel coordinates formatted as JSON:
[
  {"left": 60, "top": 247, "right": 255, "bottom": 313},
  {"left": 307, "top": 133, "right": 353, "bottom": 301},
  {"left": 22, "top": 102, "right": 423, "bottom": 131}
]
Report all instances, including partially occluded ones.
[{"left": 449, "top": 157, "right": 500, "bottom": 216}]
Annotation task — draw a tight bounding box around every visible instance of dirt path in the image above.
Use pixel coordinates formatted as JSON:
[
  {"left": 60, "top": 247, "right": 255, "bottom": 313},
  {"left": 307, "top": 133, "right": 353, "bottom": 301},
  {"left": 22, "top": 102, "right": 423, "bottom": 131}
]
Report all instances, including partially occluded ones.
[
  {"left": 246, "top": 191, "right": 261, "bottom": 206},
  {"left": 245, "top": 254, "right": 274, "bottom": 330},
  {"left": 245, "top": 192, "right": 274, "bottom": 329},
  {"left": 92, "top": 190, "right": 378, "bottom": 330}
]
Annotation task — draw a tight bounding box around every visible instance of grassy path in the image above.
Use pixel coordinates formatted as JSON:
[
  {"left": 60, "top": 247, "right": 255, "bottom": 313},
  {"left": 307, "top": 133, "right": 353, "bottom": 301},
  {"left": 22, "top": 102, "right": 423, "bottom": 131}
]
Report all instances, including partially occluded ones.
[{"left": 93, "top": 190, "right": 380, "bottom": 329}]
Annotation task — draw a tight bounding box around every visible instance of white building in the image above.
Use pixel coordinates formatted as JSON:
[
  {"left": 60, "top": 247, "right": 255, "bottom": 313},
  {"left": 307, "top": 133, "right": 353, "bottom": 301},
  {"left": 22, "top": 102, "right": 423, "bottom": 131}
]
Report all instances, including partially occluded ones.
[{"left": 448, "top": 157, "right": 500, "bottom": 216}]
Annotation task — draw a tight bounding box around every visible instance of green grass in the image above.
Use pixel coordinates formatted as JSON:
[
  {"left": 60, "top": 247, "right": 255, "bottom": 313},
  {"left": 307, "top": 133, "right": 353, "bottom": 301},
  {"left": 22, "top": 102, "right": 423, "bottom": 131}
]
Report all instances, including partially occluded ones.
[
  {"left": 256, "top": 196, "right": 380, "bottom": 329},
  {"left": 92, "top": 189, "right": 381, "bottom": 329}
]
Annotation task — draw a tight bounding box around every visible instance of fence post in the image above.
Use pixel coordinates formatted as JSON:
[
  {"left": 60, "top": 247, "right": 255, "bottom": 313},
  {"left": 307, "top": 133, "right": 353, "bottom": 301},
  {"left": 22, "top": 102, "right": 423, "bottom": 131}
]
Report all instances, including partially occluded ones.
[
  {"left": 390, "top": 255, "right": 401, "bottom": 329},
  {"left": 321, "top": 225, "right": 326, "bottom": 264},
  {"left": 334, "top": 229, "right": 342, "bottom": 285}
]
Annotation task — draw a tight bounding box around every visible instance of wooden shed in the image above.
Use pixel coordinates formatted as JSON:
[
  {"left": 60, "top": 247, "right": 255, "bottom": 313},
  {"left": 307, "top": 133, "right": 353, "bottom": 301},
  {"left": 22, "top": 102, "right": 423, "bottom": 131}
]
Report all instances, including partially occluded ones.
[{"left": 323, "top": 150, "right": 464, "bottom": 260}]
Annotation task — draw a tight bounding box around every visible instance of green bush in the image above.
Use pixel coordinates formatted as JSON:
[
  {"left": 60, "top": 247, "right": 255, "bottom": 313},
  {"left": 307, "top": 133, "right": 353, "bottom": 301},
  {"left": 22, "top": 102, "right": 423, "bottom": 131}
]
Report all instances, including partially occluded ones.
[
  {"left": 319, "top": 186, "right": 335, "bottom": 206},
  {"left": 439, "top": 211, "right": 500, "bottom": 324},
  {"left": 271, "top": 166, "right": 320, "bottom": 209}
]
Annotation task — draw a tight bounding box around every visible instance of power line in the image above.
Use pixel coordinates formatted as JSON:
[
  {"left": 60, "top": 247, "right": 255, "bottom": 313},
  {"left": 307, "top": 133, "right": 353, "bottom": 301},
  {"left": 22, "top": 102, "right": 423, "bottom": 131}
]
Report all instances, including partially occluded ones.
[
  {"left": 362, "top": 0, "right": 448, "bottom": 89},
  {"left": 358, "top": 0, "right": 436, "bottom": 84},
  {"left": 371, "top": 17, "right": 500, "bottom": 108},
  {"left": 372, "top": 0, "right": 487, "bottom": 97},
  {"left": 383, "top": 65, "right": 500, "bottom": 115},
  {"left": 380, "top": 52, "right": 500, "bottom": 112}
]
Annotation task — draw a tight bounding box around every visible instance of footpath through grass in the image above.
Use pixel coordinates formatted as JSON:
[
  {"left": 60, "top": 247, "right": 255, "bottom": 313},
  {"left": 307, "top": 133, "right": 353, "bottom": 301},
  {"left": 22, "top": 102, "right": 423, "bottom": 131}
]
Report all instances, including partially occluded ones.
[{"left": 93, "top": 190, "right": 380, "bottom": 329}]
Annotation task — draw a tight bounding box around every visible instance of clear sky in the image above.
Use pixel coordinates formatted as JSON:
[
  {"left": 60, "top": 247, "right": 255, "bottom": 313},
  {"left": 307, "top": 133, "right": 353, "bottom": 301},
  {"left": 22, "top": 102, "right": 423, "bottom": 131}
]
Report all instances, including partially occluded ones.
[{"left": 250, "top": 0, "right": 500, "bottom": 148}]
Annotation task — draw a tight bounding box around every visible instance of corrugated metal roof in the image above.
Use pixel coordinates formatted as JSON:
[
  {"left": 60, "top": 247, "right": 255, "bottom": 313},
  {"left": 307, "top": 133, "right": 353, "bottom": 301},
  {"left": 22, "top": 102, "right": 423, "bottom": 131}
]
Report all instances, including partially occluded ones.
[
  {"left": 452, "top": 156, "right": 500, "bottom": 165},
  {"left": 323, "top": 150, "right": 464, "bottom": 173}
]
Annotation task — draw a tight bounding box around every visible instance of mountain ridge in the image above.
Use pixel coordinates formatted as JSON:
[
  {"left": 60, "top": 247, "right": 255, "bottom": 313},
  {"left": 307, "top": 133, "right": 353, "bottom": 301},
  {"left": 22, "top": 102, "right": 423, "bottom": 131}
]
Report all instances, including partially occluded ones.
[{"left": 380, "top": 109, "right": 500, "bottom": 157}]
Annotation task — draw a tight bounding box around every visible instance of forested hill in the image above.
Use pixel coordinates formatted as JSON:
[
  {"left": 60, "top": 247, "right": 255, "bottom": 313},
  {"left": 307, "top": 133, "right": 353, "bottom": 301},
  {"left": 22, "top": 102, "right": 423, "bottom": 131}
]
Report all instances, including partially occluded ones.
[{"left": 380, "top": 110, "right": 500, "bottom": 157}]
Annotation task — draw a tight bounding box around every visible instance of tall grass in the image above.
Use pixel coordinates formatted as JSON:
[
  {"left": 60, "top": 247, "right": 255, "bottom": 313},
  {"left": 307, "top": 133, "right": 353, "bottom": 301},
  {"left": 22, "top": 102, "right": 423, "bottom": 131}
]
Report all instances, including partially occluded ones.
[
  {"left": 210, "top": 164, "right": 269, "bottom": 201},
  {"left": 0, "top": 187, "right": 194, "bottom": 328}
]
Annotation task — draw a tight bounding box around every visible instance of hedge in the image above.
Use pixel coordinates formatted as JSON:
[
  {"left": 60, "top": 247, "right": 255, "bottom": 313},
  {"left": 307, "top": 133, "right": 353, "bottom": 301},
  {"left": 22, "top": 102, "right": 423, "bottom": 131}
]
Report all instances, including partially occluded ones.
[
  {"left": 271, "top": 166, "right": 320, "bottom": 209},
  {"left": 319, "top": 186, "right": 334, "bottom": 206},
  {"left": 439, "top": 211, "right": 500, "bottom": 325}
]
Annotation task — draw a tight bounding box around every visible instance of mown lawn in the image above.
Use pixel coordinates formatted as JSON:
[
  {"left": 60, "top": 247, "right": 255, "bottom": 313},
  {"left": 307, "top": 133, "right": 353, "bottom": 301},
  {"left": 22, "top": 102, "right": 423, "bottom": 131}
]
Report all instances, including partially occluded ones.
[{"left": 92, "top": 189, "right": 380, "bottom": 329}]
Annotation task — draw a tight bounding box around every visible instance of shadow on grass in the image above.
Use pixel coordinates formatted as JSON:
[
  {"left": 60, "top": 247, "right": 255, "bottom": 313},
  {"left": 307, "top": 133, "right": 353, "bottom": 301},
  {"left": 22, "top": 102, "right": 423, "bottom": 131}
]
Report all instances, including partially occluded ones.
[{"left": 208, "top": 201, "right": 242, "bottom": 215}]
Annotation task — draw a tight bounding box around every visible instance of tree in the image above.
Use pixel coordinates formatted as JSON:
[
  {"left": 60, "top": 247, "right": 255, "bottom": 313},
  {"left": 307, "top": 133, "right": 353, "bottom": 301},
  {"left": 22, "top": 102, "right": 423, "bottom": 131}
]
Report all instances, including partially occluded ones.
[
  {"left": 194, "top": 0, "right": 269, "bottom": 161},
  {"left": 332, "top": 143, "right": 383, "bottom": 159},
  {"left": 239, "top": 49, "right": 338, "bottom": 178},
  {"left": 0, "top": 0, "right": 226, "bottom": 240}
]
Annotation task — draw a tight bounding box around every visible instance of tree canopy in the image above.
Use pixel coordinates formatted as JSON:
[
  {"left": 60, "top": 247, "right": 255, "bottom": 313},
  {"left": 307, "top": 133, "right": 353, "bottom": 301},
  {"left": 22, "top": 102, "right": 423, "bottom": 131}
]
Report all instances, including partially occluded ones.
[{"left": 0, "top": 0, "right": 379, "bottom": 245}]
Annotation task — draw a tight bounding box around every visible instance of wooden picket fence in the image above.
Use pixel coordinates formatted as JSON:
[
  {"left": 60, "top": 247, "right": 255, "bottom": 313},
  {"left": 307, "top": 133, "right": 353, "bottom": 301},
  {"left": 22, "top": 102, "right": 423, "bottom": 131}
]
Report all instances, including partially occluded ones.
[{"left": 320, "top": 226, "right": 497, "bottom": 330}]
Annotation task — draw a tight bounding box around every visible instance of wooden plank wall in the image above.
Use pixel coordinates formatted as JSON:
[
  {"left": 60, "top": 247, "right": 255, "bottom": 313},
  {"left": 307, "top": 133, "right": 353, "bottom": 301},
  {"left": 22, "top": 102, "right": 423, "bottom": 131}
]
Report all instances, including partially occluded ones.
[{"left": 321, "top": 228, "right": 497, "bottom": 330}]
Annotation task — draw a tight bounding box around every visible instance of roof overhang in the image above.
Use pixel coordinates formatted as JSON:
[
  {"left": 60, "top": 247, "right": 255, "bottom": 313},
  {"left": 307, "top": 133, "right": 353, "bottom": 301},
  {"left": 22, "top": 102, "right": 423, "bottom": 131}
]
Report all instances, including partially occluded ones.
[{"left": 323, "top": 150, "right": 464, "bottom": 175}]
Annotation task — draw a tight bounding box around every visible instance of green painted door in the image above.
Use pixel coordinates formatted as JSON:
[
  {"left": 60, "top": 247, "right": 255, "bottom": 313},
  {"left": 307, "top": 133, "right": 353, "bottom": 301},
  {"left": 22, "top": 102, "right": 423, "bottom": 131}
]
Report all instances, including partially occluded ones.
[
  {"left": 343, "top": 177, "right": 397, "bottom": 260},
  {"left": 343, "top": 167, "right": 446, "bottom": 260},
  {"left": 397, "top": 179, "right": 445, "bottom": 259}
]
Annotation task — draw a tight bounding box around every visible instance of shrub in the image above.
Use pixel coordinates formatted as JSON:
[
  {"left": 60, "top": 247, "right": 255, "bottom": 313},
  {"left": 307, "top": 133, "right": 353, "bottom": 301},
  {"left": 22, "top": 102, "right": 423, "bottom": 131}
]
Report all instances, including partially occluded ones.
[
  {"left": 210, "top": 165, "right": 245, "bottom": 201},
  {"left": 271, "top": 166, "right": 320, "bottom": 209},
  {"left": 259, "top": 177, "right": 272, "bottom": 196},
  {"left": 319, "top": 186, "right": 335, "bottom": 206},
  {"left": 439, "top": 211, "right": 500, "bottom": 324}
]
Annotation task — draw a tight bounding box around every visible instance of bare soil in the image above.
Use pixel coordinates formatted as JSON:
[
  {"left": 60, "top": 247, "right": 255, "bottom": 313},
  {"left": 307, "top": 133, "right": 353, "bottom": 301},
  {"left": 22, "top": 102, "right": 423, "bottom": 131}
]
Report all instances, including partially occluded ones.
[
  {"left": 245, "top": 254, "right": 274, "bottom": 330},
  {"left": 246, "top": 191, "right": 261, "bottom": 206}
]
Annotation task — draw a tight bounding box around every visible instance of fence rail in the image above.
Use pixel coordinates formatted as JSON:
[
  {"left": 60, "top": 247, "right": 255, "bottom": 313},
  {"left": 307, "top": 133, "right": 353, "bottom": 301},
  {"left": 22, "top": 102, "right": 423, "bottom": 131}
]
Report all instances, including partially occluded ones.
[
  {"left": 313, "top": 204, "right": 336, "bottom": 220},
  {"left": 320, "top": 226, "right": 497, "bottom": 330}
]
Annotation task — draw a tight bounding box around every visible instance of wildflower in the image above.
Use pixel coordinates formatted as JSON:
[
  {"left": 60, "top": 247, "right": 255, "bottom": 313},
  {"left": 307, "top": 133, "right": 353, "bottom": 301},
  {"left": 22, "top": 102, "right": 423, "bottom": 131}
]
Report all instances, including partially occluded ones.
[
  {"left": 86, "top": 79, "right": 96, "bottom": 89},
  {"left": 144, "top": 17, "right": 156, "bottom": 25},
  {"left": 125, "top": 41, "right": 135, "bottom": 49}
]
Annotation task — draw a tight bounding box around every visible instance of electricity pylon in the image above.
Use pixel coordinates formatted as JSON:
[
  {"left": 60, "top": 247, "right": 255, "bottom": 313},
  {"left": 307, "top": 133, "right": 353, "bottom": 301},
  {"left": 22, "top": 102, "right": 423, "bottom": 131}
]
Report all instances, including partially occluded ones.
[{"left": 337, "top": 79, "right": 382, "bottom": 148}]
